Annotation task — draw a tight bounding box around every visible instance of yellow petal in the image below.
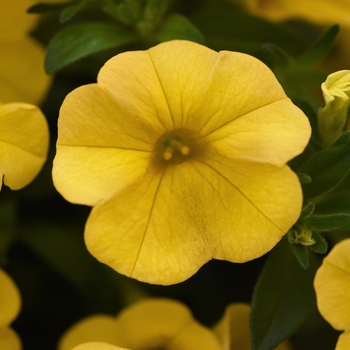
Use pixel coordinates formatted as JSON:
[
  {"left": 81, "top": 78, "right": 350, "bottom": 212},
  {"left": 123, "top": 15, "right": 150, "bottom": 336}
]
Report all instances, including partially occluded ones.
[
  {"left": 0, "top": 328, "right": 21, "bottom": 350},
  {"left": 53, "top": 84, "right": 157, "bottom": 205},
  {"left": 58, "top": 315, "right": 120, "bottom": 350},
  {"left": 72, "top": 344, "right": 128, "bottom": 350},
  {"left": 85, "top": 149, "right": 301, "bottom": 285},
  {"left": 0, "top": 269, "right": 21, "bottom": 328},
  {"left": 0, "top": 0, "right": 38, "bottom": 40},
  {"left": 0, "top": 103, "right": 49, "bottom": 190},
  {"left": 0, "top": 38, "right": 51, "bottom": 105},
  {"left": 314, "top": 238, "right": 350, "bottom": 331},
  {"left": 214, "top": 303, "right": 292, "bottom": 350},
  {"left": 336, "top": 331, "right": 350, "bottom": 350},
  {"left": 245, "top": 0, "right": 350, "bottom": 27},
  {"left": 113, "top": 298, "right": 221, "bottom": 350}
]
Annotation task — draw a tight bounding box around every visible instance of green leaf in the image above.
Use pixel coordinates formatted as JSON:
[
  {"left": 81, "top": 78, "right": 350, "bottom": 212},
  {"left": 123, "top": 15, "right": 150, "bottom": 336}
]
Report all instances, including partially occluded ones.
[
  {"left": 250, "top": 237, "right": 319, "bottom": 350},
  {"left": 311, "top": 231, "right": 328, "bottom": 254},
  {"left": 300, "top": 132, "right": 350, "bottom": 199},
  {"left": 262, "top": 43, "right": 293, "bottom": 68},
  {"left": 155, "top": 13, "right": 204, "bottom": 43},
  {"left": 144, "top": 0, "right": 171, "bottom": 23},
  {"left": 59, "top": 0, "right": 90, "bottom": 24},
  {"left": 306, "top": 213, "right": 350, "bottom": 230},
  {"left": 290, "top": 243, "right": 310, "bottom": 269},
  {"left": 297, "top": 173, "right": 312, "bottom": 185},
  {"left": 297, "top": 25, "right": 340, "bottom": 66},
  {"left": 300, "top": 202, "right": 315, "bottom": 217},
  {"left": 45, "top": 22, "right": 137, "bottom": 73}
]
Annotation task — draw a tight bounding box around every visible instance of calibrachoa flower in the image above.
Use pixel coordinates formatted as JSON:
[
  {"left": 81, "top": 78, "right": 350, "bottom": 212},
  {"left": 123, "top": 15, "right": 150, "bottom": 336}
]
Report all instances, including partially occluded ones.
[
  {"left": 1, "top": 0, "right": 51, "bottom": 104},
  {"left": 0, "top": 269, "right": 21, "bottom": 350},
  {"left": 314, "top": 238, "right": 350, "bottom": 350},
  {"left": 0, "top": 103, "right": 49, "bottom": 190},
  {"left": 214, "top": 303, "right": 291, "bottom": 350},
  {"left": 318, "top": 70, "right": 350, "bottom": 146},
  {"left": 58, "top": 298, "right": 222, "bottom": 350},
  {"left": 52, "top": 40, "right": 311, "bottom": 285}
]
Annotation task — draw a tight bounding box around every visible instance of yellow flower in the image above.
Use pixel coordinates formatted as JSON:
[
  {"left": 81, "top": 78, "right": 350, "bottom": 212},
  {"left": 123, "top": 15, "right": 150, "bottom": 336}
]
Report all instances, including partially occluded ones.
[
  {"left": 214, "top": 303, "right": 292, "bottom": 350},
  {"left": 0, "top": 103, "right": 49, "bottom": 190},
  {"left": 314, "top": 238, "right": 350, "bottom": 350},
  {"left": 318, "top": 70, "right": 350, "bottom": 146},
  {"left": 52, "top": 40, "right": 311, "bottom": 285},
  {"left": 242, "top": 0, "right": 350, "bottom": 27},
  {"left": 72, "top": 344, "right": 127, "bottom": 350},
  {"left": 0, "top": 269, "right": 22, "bottom": 350},
  {"left": 0, "top": 0, "right": 52, "bottom": 104},
  {"left": 58, "top": 298, "right": 222, "bottom": 350}
]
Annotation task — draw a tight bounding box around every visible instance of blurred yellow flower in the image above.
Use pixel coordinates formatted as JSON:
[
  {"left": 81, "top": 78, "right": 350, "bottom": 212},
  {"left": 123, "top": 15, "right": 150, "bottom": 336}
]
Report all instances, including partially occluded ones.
[
  {"left": 52, "top": 40, "right": 310, "bottom": 285},
  {"left": 314, "top": 238, "right": 350, "bottom": 350},
  {"left": 214, "top": 303, "right": 292, "bottom": 350},
  {"left": 0, "top": 269, "right": 22, "bottom": 350},
  {"left": 0, "top": 0, "right": 52, "bottom": 104},
  {"left": 243, "top": 0, "right": 350, "bottom": 26},
  {"left": 0, "top": 103, "right": 49, "bottom": 190},
  {"left": 318, "top": 70, "right": 350, "bottom": 146},
  {"left": 58, "top": 298, "right": 222, "bottom": 350}
]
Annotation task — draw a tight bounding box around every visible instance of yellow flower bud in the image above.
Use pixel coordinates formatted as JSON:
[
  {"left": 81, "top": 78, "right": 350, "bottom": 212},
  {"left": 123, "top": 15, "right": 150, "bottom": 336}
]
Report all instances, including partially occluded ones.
[{"left": 318, "top": 70, "right": 350, "bottom": 146}]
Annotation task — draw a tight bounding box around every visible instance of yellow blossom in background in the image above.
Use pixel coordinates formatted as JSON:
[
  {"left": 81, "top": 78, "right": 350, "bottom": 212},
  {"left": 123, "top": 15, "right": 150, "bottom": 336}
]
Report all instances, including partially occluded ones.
[
  {"left": 0, "top": 0, "right": 52, "bottom": 104},
  {"left": 242, "top": 0, "right": 350, "bottom": 26},
  {"left": 314, "top": 239, "right": 350, "bottom": 350},
  {"left": 214, "top": 303, "right": 292, "bottom": 350},
  {"left": 52, "top": 40, "right": 310, "bottom": 285},
  {"left": 58, "top": 298, "right": 222, "bottom": 350},
  {"left": 0, "top": 103, "right": 49, "bottom": 190},
  {"left": 0, "top": 269, "right": 22, "bottom": 350},
  {"left": 318, "top": 70, "right": 350, "bottom": 146}
]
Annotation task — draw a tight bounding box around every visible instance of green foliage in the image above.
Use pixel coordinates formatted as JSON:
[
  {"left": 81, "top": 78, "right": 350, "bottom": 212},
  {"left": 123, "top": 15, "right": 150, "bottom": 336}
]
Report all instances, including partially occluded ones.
[
  {"left": 250, "top": 237, "right": 319, "bottom": 350},
  {"left": 155, "top": 13, "right": 204, "bottom": 43},
  {"left": 300, "top": 132, "right": 350, "bottom": 199},
  {"left": 45, "top": 22, "right": 137, "bottom": 73},
  {"left": 306, "top": 213, "right": 350, "bottom": 230}
]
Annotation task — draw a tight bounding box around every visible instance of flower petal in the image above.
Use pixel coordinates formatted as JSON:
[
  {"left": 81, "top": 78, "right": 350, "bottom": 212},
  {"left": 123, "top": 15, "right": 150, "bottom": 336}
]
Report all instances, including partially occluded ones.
[
  {"left": 72, "top": 343, "right": 128, "bottom": 350},
  {"left": 204, "top": 98, "right": 310, "bottom": 166},
  {"left": 53, "top": 84, "right": 156, "bottom": 205},
  {"left": 113, "top": 298, "right": 221, "bottom": 350},
  {"left": 0, "top": 328, "right": 21, "bottom": 350},
  {"left": 0, "top": 269, "right": 21, "bottom": 328},
  {"left": 85, "top": 150, "right": 301, "bottom": 284},
  {"left": 0, "top": 38, "right": 51, "bottom": 105},
  {"left": 314, "top": 238, "right": 350, "bottom": 331},
  {"left": 58, "top": 315, "right": 120, "bottom": 350},
  {"left": 244, "top": 0, "right": 350, "bottom": 26},
  {"left": 336, "top": 331, "right": 350, "bottom": 350},
  {"left": 0, "top": 103, "right": 49, "bottom": 190}
]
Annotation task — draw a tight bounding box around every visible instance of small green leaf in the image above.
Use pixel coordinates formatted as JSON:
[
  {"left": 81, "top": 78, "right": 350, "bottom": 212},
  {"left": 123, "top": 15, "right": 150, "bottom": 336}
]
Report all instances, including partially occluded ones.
[
  {"left": 301, "top": 202, "right": 315, "bottom": 217},
  {"left": 300, "top": 132, "right": 350, "bottom": 199},
  {"left": 155, "top": 13, "right": 204, "bottom": 43},
  {"left": 297, "top": 25, "right": 339, "bottom": 66},
  {"left": 297, "top": 173, "right": 312, "bottom": 185},
  {"left": 311, "top": 231, "right": 328, "bottom": 254},
  {"left": 250, "top": 238, "right": 319, "bottom": 350},
  {"left": 262, "top": 43, "right": 293, "bottom": 68},
  {"left": 306, "top": 213, "right": 350, "bottom": 230},
  {"left": 144, "top": 0, "right": 171, "bottom": 23},
  {"left": 59, "top": 0, "right": 90, "bottom": 23},
  {"left": 290, "top": 243, "right": 310, "bottom": 269},
  {"left": 45, "top": 22, "right": 137, "bottom": 73}
]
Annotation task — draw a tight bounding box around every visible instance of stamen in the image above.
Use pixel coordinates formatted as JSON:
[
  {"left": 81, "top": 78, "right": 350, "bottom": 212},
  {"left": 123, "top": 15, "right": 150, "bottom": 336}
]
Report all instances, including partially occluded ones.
[{"left": 162, "top": 138, "right": 190, "bottom": 160}]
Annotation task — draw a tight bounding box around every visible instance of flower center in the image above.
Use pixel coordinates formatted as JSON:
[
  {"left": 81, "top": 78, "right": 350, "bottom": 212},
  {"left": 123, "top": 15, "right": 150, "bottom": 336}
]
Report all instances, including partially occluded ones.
[
  {"left": 162, "top": 136, "right": 190, "bottom": 160},
  {"left": 154, "top": 129, "right": 203, "bottom": 166}
]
